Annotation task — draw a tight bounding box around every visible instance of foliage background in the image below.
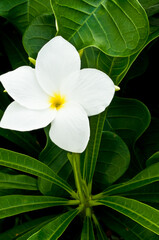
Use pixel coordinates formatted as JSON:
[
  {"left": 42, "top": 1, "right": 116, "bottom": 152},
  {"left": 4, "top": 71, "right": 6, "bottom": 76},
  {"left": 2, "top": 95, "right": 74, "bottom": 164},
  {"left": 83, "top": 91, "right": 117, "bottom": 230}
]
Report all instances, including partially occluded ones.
[{"left": 0, "top": 0, "right": 159, "bottom": 239}]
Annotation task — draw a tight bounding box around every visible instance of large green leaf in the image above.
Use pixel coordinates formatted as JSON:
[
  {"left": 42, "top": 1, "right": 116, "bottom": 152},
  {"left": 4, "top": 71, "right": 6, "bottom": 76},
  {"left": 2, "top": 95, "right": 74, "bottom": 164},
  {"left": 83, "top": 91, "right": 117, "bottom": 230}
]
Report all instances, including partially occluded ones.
[
  {"left": 0, "top": 0, "right": 52, "bottom": 32},
  {"left": 94, "top": 131, "right": 130, "bottom": 189},
  {"left": 97, "top": 24, "right": 159, "bottom": 85},
  {"left": 0, "top": 172, "right": 38, "bottom": 190},
  {"left": 83, "top": 110, "right": 106, "bottom": 193},
  {"left": 98, "top": 196, "right": 159, "bottom": 235},
  {"left": 51, "top": 0, "right": 149, "bottom": 56},
  {"left": 28, "top": 208, "right": 80, "bottom": 240},
  {"left": 97, "top": 161, "right": 159, "bottom": 196},
  {"left": 0, "top": 148, "right": 75, "bottom": 197},
  {"left": 81, "top": 217, "right": 95, "bottom": 240},
  {"left": 0, "top": 195, "right": 74, "bottom": 219},
  {"left": 23, "top": 13, "right": 56, "bottom": 59},
  {"left": 106, "top": 97, "right": 151, "bottom": 147}
]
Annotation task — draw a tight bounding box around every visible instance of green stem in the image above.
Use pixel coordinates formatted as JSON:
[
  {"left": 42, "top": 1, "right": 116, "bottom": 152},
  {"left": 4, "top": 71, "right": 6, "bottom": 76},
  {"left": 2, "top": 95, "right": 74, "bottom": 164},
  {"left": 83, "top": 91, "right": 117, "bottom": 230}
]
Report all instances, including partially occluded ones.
[
  {"left": 72, "top": 153, "right": 85, "bottom": 203},
  {"left": 67, "top": 199, "right": 80, "bottom": 205}
]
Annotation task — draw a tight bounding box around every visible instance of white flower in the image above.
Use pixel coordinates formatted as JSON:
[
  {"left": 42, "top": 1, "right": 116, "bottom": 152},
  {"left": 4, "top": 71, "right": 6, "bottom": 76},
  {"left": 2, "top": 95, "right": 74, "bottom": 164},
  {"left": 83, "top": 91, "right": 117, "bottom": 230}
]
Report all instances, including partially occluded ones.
[{"left": 0, "top": 36, "right": 115, "bottom": 153}]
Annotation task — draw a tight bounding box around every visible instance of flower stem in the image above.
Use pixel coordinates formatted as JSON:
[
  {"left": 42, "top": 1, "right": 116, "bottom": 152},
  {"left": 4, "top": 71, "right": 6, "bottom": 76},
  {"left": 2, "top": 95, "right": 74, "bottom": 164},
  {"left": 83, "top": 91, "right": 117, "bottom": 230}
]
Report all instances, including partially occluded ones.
[{"left": 72, "top": 153, "right": 85, "bottom": 203}]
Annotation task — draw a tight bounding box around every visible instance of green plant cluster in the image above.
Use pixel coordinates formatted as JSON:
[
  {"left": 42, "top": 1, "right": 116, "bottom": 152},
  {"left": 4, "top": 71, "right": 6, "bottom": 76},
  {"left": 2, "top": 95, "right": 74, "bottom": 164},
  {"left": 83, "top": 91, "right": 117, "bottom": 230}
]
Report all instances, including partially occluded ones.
[{"left": 0, "top": 0, "right": 159, "bottom": 239}]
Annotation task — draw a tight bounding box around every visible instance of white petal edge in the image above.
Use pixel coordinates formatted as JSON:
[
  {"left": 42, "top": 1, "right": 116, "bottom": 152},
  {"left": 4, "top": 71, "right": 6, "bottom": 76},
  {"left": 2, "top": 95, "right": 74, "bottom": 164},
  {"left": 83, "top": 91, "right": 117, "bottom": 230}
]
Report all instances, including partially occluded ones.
[
  {"left": 60, "top": 68, "right": 115, "bottom": 116},
  {"left": 49, "top": 102, "right": 90, "bottom": 153},
  {"left": 0, "top": 66, "right": 50, "bottom": 110},
  {"left": 0, "top": 101, "right": 56, "bottom": 131},
  {"left": 35, "top": 36, "right": 81, "bottom": 95}
]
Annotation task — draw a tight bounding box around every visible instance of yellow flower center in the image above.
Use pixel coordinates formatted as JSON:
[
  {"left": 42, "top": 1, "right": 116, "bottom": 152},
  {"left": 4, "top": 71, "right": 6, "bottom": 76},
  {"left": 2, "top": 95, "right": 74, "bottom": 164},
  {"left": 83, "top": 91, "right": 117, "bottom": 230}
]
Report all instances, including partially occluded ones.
[{"left": 49, "top": 93, "right": 66, "bottom": 110}]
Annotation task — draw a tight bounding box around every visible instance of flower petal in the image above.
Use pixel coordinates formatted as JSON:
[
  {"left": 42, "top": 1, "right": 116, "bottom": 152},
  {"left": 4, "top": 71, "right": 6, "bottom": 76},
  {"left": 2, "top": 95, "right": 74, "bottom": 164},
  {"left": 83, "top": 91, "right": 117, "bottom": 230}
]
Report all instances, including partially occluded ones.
[
  {"left": 0, "top": 102, "right": 56, "bottom": 131},
  {"left": 35, "top": 36, "right": 81, "bottom": 95},
  {"left": 0, "top": 66, "right": 49, "bottom": 110},
  {"left": 61, "top": 68, "right": 115, "bottom": 116},
  {"left": 49, "top": 102, "right": 90, "bottom": 153}
]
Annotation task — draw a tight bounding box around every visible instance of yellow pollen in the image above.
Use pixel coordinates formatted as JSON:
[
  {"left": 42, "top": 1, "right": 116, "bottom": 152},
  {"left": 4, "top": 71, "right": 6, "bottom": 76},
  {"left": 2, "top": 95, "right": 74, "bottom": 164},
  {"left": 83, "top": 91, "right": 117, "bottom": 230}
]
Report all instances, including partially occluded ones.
[{"left": 49, "top": 93, "right": 66, "bottom": 110}]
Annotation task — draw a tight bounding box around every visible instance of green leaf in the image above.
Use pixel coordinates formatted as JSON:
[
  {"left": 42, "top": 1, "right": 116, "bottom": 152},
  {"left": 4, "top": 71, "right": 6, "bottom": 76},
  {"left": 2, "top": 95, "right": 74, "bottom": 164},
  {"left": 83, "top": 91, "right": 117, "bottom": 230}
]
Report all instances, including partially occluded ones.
[
  {"left": 28, "top": 208, "right": 80, "bottom": 240},
  {"left": 16, "top": 218, "right": 57, "bottom": 240},
  {"left": 0, "top": 172, "right": 38, "bottom": 190},
  {"left": 23, "top": 13, "right": 56, "bottom": 59},
  {"left": 0, "top": 148, "right": 75, "bottom": 196},
  {"left": 139, "top": 0, "right": 159, "bottom": 17},
  {"left": 94, "top": 131, "right": 130, "bottom": 189},
  {"left": 0, "top": 195, "right": 73, "bottom": 219},
  {"left": 51, "top": 0, "right": 149, "bottom": 56},
  {"left": 146, "top": 152, "right": 159, "bottom": 167},
  {"left": 102, "top": 208, "right": 159, "bottom": 240},
  {"left": 122, "top": 182, "right": 159, "bottom": 204},
  {"left": 97, "top": 53, "right": 129, "bottom": 85},
  {"left": 1, "top": 29, "right": 29, "bottom": 69},
  {"left": 106, "top": 97, "right": 151, "bottom": 147},
  {"left": 38, "top": 126, "right": 73, "bottom": 197},
  {"left": 0, "top": 215, "right": 54, "bottom": 240},
  {"left": 97, "top": 23, "right": 159, "bottom": 85},
  {"left": 99, "top": 162, "right": 159, "bottom": 196},
  {"left": 0, "top": 0, "right": 52, "bottom": 32},
  {"left": 93, "top": 217, "right": 108, "bottom": 240},
  {"left": 83, "top": 110, "right": 107, "bottom": 193},
  {"left": 98, "top": 195, "right": 159, "bottom": 235},
  {"left": 81, "top": 217, "right": 95, "bottom": 240},
  {"left": 81, "top": 47, "right": 99, "bottom": 68}
]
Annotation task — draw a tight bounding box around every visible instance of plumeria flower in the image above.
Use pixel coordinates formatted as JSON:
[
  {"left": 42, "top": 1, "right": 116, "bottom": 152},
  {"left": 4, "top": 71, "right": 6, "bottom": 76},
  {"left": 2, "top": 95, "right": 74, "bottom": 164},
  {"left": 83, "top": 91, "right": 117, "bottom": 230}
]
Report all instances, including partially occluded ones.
[{"left": 0, "top": 36, "right": 115, "bottom": 153}]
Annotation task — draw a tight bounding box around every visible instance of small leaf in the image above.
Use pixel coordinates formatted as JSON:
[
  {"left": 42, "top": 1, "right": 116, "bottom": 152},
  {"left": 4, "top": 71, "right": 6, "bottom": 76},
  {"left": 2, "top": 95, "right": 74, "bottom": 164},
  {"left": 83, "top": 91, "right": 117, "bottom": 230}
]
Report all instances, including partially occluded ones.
[{"left": 28, "top": 208, "right": 80, "bottom": 240}]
